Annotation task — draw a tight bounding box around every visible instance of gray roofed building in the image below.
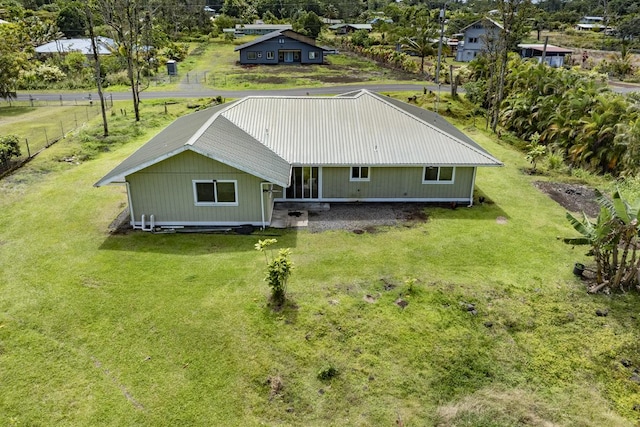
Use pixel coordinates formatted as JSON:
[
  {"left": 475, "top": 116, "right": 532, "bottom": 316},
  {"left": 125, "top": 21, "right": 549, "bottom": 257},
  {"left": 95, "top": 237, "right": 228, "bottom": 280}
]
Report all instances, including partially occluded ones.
[
  {"left": 35, "top": 37, "right": 116, "bottom": 56},
  {"left": 234, "top": 29, "right": 330, "bottom": 65},
  {"left": 96, "top": 90, "right": 502, "bottom": 230}
]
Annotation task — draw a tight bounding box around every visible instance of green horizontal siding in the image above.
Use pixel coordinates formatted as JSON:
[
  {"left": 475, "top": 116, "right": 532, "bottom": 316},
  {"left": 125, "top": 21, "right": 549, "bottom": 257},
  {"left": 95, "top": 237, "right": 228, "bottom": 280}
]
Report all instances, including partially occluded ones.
[
  {"left": 128, "top": 151, "right": 270, "bottom": 224},
  {"left": 321, "top": 167, "right": 474, "bottom": 199}
]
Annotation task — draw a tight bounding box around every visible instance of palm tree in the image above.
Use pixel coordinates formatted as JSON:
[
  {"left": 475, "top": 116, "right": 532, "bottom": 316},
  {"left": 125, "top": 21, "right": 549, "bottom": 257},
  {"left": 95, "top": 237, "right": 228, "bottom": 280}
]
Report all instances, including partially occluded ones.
[{"left": 401, "top": 21, "right": 437, "bottom": 75}]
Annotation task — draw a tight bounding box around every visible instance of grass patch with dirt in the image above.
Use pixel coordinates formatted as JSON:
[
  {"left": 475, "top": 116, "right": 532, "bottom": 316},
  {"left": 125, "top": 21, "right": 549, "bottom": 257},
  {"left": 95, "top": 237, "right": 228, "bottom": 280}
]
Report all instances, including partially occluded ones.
[{"left": 1, "top": 96, "right": 640, "bottom": 426}]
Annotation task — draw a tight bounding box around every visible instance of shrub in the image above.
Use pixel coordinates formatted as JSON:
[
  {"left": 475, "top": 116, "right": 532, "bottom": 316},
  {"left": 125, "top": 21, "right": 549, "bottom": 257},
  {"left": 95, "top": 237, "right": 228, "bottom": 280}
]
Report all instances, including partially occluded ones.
[
  {"left": 0, "top": 135, "right": 21, "bottom": 166},
  {"left": 317, "top": 365, "right": 338, "bottom": 381}
]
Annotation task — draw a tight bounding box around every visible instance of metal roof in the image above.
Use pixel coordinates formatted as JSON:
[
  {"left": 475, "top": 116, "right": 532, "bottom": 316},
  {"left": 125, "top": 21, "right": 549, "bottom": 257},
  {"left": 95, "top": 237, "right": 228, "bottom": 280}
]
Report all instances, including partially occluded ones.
[
  {"left": 234, "top": 29, "right": 327, "bottom": 52},
  {"left": 95, "top": 90, "right": 501, "bottom": 187},
  {"left": 35, "top": 37, "right": 116, "bottom": 55},
  {"left": 518, "top": 44, "right": 573, "bottom": 54}
]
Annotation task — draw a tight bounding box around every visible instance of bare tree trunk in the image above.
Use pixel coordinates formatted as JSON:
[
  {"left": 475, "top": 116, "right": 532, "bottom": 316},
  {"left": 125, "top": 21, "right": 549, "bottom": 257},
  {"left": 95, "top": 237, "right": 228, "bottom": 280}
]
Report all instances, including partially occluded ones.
[{"left": 86, "top": 4, "right": 108, "bottom": 137}]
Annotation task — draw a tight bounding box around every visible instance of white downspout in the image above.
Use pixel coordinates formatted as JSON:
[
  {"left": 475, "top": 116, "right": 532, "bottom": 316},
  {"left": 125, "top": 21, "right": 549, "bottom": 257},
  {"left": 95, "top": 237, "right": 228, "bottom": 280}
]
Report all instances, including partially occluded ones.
[
  {"left": 260, "top": 182, "right": 267, "bottom": 230},
  {"left": 468, "top": 167, "right": 477, "bottom": 207}
]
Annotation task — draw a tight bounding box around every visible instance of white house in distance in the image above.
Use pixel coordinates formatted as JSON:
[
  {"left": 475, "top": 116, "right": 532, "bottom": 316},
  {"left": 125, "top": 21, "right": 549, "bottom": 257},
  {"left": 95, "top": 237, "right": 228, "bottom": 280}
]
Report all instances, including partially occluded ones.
[
  {"left": 518, "top": 44, "right": 573, "bottom": 68},
  {"left": 35, "top": 37, "right": 116, "bottom": 57},
  {"left": 455, "top": 18, "right": 503, "bottom": 62}
]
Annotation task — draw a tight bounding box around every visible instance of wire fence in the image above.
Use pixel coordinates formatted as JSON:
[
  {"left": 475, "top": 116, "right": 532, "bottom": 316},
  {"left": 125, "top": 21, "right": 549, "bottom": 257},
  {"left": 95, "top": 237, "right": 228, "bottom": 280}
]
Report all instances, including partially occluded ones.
[{"left": 0, "top": 98, "right": 111, "bottom": 179}]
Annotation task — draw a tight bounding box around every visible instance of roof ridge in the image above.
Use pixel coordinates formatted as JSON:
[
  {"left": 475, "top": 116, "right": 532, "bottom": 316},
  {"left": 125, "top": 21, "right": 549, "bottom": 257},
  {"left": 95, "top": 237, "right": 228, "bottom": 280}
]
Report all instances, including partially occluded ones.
[{"left": 185, "top": 100, "right": 241, "bottom": 146}]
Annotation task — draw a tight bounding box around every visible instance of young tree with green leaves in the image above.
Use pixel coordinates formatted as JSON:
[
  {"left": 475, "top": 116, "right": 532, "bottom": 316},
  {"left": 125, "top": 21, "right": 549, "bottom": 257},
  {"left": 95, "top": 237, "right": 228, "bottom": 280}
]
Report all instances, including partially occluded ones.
[{"left": 255, "top": 239, "right": 294, "bottom": 306}]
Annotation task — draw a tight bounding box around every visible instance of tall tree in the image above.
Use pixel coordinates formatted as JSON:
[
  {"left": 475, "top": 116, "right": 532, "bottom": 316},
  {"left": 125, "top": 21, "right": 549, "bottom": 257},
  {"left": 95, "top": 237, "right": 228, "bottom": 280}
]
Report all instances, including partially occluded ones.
[
  {"left": 97, "top": 0, "right": 147, "bottom": 122},
  {"left": 489, "top": 0, "right": 533, "bottom": 132},
  {"left": 85, "top": 2, "right": 108, "bottom": 137},
  {"left": 0, "top": 23, "right": 28, "bottom": 100}
]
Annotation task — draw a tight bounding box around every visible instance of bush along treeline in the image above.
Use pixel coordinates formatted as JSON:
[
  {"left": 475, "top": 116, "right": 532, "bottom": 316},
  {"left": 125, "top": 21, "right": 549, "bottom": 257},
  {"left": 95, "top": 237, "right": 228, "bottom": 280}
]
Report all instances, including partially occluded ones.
[{"left": 464, "top": 54, "right": 640, "bottom": 177}]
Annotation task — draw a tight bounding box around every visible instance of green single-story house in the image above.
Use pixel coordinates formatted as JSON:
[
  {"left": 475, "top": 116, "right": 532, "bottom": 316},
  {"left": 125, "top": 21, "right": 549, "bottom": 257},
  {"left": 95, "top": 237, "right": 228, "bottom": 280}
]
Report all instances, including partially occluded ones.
[{"left": 95, "top": 90, "right": 502, "bottom": 229}]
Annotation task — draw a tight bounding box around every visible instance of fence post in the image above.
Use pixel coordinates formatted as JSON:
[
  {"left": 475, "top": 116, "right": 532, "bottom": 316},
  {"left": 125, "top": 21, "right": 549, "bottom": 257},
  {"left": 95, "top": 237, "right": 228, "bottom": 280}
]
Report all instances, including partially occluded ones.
[
  {"left": 29, "top": 95, "right": 33, "bottom": 107},
  {"left": 25, "top": 138, "right": 31, "bottom": 158},
  {"left": 110, "top": 94, "right": 113, "bottom": 107},
  {"left": 60, "top": 121, "right": 65, "bottom": 138},
  {"left": 59, "top": 95, "right": 63, "bottom": 106},
  {"left": 186, "top": 73, "right": 189, "bottom": 84},
  {"left": 203, "top": 71, "right": 207, "bottom": 83},
  {"left": 86, "top": 106, "right": 89, "bottom": 121},
  {"left": 75, "top": 113, "right": 78, "bottom": 128}
]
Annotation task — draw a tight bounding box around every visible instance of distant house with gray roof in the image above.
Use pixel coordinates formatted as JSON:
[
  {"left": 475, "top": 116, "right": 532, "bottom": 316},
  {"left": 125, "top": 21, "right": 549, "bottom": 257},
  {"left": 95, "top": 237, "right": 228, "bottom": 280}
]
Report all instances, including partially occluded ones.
[
  {"left": 234, "top": 23, "right": 292, "bottom": 35},
  {"left": 234, "top": 29, "right": 329, "bottom": 65},
  {"left": 329, "top": 23, "right": 373, "bottom": 34},
  {"left": 95, "top": 90, "right": 502, "bottom": 229},
  {"left": 35, "top": 37, "right": 116, "bottom": 57}
]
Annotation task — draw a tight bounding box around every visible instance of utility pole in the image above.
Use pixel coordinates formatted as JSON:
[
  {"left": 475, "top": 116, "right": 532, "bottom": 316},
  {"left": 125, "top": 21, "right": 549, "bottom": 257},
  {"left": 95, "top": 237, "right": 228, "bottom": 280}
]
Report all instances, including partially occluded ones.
[{"left": 435, "top": 1, "right": 449, "bottom": 85}]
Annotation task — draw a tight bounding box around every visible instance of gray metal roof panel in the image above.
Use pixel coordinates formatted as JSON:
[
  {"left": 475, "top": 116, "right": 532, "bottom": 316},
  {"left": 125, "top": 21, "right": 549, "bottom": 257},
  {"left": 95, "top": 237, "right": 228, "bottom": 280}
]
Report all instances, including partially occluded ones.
[
  {"left": 96, "top": 90, "right": 501, "bottom": 188},
  {"left": 94, "top": 104, "right": 229, "bottom": 186},
  {"left": 220, "top": 91, "right": 502, "bottom": 166},
  {"left": 193, "top": 116, "right": 291, "bottom": 186}
]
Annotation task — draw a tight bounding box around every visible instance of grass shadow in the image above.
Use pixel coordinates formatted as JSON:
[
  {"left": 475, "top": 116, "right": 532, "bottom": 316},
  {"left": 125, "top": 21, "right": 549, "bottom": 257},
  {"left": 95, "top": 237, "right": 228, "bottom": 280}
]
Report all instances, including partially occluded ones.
[
  {"left": 99, "top": 227, "right": 299, "bottom": 255},
  {"left": 0, "top": 105, "right": 36, "bottom": 117}
]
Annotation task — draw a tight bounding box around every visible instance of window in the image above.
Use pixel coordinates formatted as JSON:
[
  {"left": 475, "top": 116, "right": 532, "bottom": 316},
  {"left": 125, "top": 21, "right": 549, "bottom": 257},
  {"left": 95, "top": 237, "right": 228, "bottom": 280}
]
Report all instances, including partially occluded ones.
[
  {"left": 247, "top": 51, "right": 258, "bottom": 60},
  {"left": 423, "top": 167, "right": 455, "bottom": 184},
  {"left": 468, "top": 37, "right": 478, "bottom": 43},
  {"left": 309, "top": 51, "right": 318, "bottom": 60},
  {"left": 278, "top": 38, "right": 285, "bottom": 44},
  {"left": 193, "top": 180, "right": 238, "bottom": 205},
  {"left": 266, "top": 51, "right": 274, "bottom": 59},
  {"left": 350, "top": 166, "right": 370, "bottom": 182}
]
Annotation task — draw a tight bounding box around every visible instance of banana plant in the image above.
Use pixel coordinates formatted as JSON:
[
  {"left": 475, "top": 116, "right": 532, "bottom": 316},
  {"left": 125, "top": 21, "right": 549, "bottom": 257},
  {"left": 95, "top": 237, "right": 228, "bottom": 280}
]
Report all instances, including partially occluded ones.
[{"left": 564, "top": 189, "right": 640, "bottom": 291}]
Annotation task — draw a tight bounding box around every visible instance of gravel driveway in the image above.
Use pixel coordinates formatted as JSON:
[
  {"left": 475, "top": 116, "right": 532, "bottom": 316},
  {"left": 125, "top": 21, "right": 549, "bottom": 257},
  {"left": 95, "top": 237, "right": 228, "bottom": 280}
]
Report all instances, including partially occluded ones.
[{"left": 306, "top": 203, "right": 429, "bottom": 233}]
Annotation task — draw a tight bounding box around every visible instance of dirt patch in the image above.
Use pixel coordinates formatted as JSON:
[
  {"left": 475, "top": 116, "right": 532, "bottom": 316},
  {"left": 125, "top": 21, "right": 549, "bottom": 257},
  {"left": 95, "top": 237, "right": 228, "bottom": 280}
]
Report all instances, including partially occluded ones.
[
  {"left": 320, "top": 75, "right": 371, "bottom": 83},
  {"left": 533, "top": 181, "right": 600, "bottom": 217}
]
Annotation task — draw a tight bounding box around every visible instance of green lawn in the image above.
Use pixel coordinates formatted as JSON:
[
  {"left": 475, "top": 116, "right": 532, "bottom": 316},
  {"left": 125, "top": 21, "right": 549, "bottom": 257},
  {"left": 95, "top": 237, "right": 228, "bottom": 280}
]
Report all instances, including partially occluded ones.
[{"left": 1, "top": 99, "right": 640, "bottom": 426}]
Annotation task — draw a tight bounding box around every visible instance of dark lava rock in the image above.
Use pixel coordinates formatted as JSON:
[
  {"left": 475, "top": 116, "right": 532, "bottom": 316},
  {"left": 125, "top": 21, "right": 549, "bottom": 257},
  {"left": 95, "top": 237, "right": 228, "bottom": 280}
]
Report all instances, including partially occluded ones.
[
  {"left": 596, "top": 309, "right": 609, "bottom": 317},
  {"left": 484, "top": 321, "right": 493, "bottom": 328},
  {"left": 395, "top": 298, "right": 409, "bottom": 309},
  {"left": 622, "top": 359, "right": 633, "bottom": 368}
]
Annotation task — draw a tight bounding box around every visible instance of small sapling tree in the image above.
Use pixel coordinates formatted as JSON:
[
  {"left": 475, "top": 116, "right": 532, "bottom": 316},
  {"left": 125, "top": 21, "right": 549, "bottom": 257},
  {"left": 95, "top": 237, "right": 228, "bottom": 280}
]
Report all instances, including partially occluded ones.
[
  {"left": 255, "top": 239, "right": 294, "bottom": 306},
  {"left": 525, "top": 132, "right": 545, "bottom": 173}
]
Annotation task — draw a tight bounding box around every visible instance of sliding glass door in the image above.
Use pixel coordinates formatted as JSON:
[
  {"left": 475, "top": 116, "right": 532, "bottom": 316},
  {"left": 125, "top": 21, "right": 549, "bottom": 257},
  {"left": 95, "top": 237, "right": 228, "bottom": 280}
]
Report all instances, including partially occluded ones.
[{"left": 286, "top": 166, "right": 318, "bottom": 199}]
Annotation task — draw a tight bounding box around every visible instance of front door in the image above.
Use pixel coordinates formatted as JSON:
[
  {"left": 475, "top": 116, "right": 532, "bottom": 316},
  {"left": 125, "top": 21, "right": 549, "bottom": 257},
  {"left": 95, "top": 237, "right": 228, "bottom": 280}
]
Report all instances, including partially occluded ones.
[{"left": 286, "top": 166, "right": 318, "bottom": 199}]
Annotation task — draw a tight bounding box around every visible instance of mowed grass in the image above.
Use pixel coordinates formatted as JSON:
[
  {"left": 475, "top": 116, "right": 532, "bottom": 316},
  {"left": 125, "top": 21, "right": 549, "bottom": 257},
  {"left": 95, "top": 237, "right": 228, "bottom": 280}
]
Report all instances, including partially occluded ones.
[
  {"left": 1, "top": 98, "right": 640, "bottom": 426},
  {"left": 0, "top": 103, "right": 102, "bottom": 161}
]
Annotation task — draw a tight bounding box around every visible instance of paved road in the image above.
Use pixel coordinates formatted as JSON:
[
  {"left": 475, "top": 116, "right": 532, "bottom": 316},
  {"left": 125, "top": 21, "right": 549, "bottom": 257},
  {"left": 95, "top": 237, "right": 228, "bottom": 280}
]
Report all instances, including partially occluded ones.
[
  {"left": 12, "top": 80, "right": 638, "bottom": 103},
  {"left": 13, "top": 83, "right": 442, "bottom": 102}
]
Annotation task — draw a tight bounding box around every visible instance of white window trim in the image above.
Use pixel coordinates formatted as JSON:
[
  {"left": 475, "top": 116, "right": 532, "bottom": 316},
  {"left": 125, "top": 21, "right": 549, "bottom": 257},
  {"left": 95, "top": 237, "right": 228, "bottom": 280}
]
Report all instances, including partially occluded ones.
[
  {"left": 266, "top": 51, "right": 274, "bottom": 59},
  {"left": 422, "top": 166, "right": 455, "bottom": 184},
  {"left": 193, "top": 180, "right": 239, "bottom": 206},
  {"left": 309, "top": 51, "right": 318, "bottom": 59},
  {"left": 350, "top": 166, "right": 370, "bottom": 182}
]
